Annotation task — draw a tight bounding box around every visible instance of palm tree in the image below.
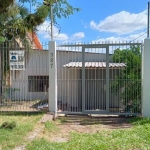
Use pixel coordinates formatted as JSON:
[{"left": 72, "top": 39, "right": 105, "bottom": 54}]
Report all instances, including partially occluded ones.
[
  {"left": 0, "top": 0, "right": 14, "bottom": 14},
  {"left": 0, "top": 1, "right": 39, "bottom": 101}
]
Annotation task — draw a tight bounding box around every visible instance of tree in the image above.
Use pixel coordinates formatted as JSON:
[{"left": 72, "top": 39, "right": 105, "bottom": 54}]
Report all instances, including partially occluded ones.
[
  {"left": 111, "top": 45, "right": 141, "bottom": 113},
  {"left": 25, "top": 0, "right": 80, "bottom": 27},
  {"left": 0, "top": 0, "right": 80, "bottom": 101},
  {"left": 0, "top": 0, "right": 14, "bottom": 14},
  {"left": 0, "top": 0, "right": 80, "bottom": 73},
  {"left": 0, "top": 0, "right": 80, "bottom": 76},
  {"left": 0, "top": 0, "right": 80, "bottom": 75},
  {"left": 0, "top": 0, "right": 80, "bottom": 42}
]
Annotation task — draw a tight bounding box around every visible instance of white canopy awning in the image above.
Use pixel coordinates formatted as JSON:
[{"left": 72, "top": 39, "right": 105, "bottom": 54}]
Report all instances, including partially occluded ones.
[{"left": 63, "top": 62, "right": 126, "bottom": 68}]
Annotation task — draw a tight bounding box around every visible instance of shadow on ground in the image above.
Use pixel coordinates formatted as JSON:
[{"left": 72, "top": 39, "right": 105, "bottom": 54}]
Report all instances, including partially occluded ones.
[
  {"left": 0, "top": 111, "right": 43, "bottom": 116},
  {"left": 57, "top": 115, "right": 132, "bottom": 129}
]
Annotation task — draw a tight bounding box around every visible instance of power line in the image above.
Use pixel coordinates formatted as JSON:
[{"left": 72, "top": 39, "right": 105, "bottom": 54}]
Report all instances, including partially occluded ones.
[{"left": 130, "top": 31, "right": 147, "bottom": 43}]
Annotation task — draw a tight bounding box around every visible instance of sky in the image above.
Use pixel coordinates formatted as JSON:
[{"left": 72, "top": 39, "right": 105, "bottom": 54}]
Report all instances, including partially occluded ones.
[{"left": 31, "top": 0, "right": 150, "bottom": 44}]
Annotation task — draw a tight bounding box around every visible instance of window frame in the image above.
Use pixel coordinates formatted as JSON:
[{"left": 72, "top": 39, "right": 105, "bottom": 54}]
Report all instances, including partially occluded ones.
[{"left": 28, "top": 76, "right": 49, "bottom": 92}]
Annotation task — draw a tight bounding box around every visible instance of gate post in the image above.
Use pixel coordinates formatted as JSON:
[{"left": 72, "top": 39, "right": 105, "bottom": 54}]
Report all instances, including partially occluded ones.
[
  {"left": 48, "top": 41, "right": 57, "bottom": 119},
  {"left": 142, "top": 39, "right": 150, "bottom": 117}
]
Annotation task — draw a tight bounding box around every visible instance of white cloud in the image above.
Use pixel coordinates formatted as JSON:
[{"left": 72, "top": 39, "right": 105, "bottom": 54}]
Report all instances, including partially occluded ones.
[
  {"left": 37, "top": 21, "right": 84, "bottom": 42},
  {"left": 92, "top": 31, "right": 146, "bottom": 43},
  {"left": 37, "top": 21, "right": 68, "bottom": 41},
  {"left": 71, "top": 32, "right": 85, "bottom": 40},
  {"left": 55, "top": 33, "right": 69, "bottom": 41},
  {"left": 91, "top": 32, "right": 145, "bottom": 54},
  {"left": 90, "top": 10, "right": 147, "bottom": 35}
]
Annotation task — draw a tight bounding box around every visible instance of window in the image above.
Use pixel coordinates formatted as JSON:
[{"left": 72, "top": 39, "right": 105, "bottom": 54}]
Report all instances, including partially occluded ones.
[{"left": 28, "top": 76, "right": 49, "bottom": 92}]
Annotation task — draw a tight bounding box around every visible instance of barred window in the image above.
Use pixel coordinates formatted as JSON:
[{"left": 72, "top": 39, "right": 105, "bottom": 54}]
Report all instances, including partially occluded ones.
[{"left": 28, "top": 76, "right": 49, "bottom": 92}]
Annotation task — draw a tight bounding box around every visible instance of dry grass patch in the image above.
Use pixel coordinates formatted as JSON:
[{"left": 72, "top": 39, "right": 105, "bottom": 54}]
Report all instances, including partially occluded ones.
[{"left": 27, "top": 116, "right": 150, "bottom": 150}]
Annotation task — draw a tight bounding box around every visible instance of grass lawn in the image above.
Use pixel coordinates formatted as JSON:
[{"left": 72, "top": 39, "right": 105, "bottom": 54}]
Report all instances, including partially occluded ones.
[
  {"left": 1, "top": 113, "right": 150, "bottom": 150},
  {"left": 0, "top": 112, "right": 42, "bottom": 150},
  {"left": 26, "top": 117, "right": 150, "bottom": 150}
]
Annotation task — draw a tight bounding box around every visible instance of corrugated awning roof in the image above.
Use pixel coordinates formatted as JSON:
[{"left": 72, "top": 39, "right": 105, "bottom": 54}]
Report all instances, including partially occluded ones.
[{"left": 63, "top": 62, "right": 126, "bottom": 68}]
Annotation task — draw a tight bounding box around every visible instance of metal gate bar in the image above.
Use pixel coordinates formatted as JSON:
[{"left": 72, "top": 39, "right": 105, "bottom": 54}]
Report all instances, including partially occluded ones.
[
  {"left": 57, "top": 42, "right": 142, "bottom": 115},
  {"left": 82, "top": 46, "right": 85, "bottom": 112}
]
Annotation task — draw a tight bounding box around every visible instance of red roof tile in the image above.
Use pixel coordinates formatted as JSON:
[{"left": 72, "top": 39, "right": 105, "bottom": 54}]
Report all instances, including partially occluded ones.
[{"left": 28, "top": 32, "right": 43, "bottom": 50}]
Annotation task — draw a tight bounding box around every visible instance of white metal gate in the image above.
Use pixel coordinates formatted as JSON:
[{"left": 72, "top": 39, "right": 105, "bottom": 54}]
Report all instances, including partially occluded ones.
[{"left": 57, "top": 42, "right": 142, "bottom": 115}]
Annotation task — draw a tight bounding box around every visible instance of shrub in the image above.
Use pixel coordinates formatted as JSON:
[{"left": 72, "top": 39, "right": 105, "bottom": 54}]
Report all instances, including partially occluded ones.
[{"left": 0, "top": 121, "right": 16, "bottom": 129}]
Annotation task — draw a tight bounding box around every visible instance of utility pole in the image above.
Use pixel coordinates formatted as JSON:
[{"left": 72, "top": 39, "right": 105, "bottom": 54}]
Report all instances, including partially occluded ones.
[
  {"left": 43, "top": 0, "right": 57, "bottom": 118},
  {"left": 50, "top": 4, "right": 53, "bottom": 41},
  {"left": 43, "top": 0, "right": 57, "bottom": 41}
]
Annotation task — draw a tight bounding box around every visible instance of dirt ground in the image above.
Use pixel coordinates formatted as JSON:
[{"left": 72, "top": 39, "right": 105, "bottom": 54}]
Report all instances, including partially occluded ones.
[
  {"left": 14, "top": 114, "right": 132, "bottom": 150},
  {"left": 38, "top": 115, "right": 132, "bottom": 143}
]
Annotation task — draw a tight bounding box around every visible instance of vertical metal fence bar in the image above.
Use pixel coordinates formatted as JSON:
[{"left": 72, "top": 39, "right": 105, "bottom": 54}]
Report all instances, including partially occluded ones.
[
  {"left": 75, "top": 46, "right": 77, "bottom": 112},
  {"left": 106, "top": 46, "right": 109, "bottom": 113},
  {"left": 102, "top": 47, "right": 104, "bottom": 111},
  {"left": 125, "top": 43, "right": 128, "bottom": 114},
  {"left": 141, "top": 44, "right": 143, "bottom": 114},
  {"left": 82, "top": 46, "right": 85, "bottom": 112},
  {"left": 0, "top": 41, "right": 142, "bottom": 114},
  {"left": 62, "top": 47, "right": 64, "bottom": 112},
  {"left": 118, "top": 44, "right": 120, "bottom": 113},
  {"left": 87, "top": 49, "right": 89, "bottom": 111},
  {"left": 87, "top": 79, "right": 88, "bottom": 111},
  {"left": 71, "top": 46, "right": 73, "bottom": 112},
  {"left": 94, "top": 48, "right": 96, "bottom": 110},
  {"left": 67, "top": 46, "right": 69, "bottom": 112}
]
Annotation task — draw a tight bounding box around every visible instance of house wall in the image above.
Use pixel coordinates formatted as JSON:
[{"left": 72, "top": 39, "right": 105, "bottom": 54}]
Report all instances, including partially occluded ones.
[
  {"left": 11, "top": 50, "right": 49, "bottom": 100},
  {"left": 11, "top": 50, "right": 121, "bottom": 109}
]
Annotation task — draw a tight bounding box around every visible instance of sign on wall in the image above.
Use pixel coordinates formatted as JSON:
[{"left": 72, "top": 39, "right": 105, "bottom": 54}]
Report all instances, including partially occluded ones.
[{"left": 9, "top": 50, "right": 25, "bottom": 70}]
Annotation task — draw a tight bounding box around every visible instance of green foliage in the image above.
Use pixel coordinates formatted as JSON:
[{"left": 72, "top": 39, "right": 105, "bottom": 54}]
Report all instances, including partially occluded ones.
[
  {"left": 18, "top": 5, "right": 29, "bottom": 19},
  {"left": 111, "top": 45, "right": 141, "bottom": 113},
  {"left": 24, "top": 0, "right": 80, "bottom": 29},
  {"left": 0, "top": 36, "right": 6, "bottom": 43},
  {"left": 0, "top": 121, "right": 16, "bottom": 129},
  {"left": 53, "top": 0, "right": 81, "bottom": 22},
  {"left": 0, "top": 0, "right": 80, "bottom": 91},
  {"left": 0, "top": 0, "right": 80, "bottom": 41},
  {"left": 0, "top": 3, "right": 29, "bottom": 41},
  {"left": 0, "top": 42, "right": 10, "bottom": 76},
  {"left": 0, "top": 0, "right": 14, "bottom": 14},
  {"left": 129, "top": 117, "right": 150, "bottom": 125},
  {"left": 18, "top": 0, "right": 37, "bottom": 5},
  {"left": 113, "top": 45, "right": 141, "bottom": 79},
  {"left": 24, "top": 5, "right": 49, "bottom": 30},
  {"left": 2, "top": 84, "right": 20, "bottom": 100}
]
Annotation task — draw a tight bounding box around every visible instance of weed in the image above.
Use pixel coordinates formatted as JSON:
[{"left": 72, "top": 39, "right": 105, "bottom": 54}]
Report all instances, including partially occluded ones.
[{"left": 0, "top": 121, "right": 16, "bottom": 129}]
